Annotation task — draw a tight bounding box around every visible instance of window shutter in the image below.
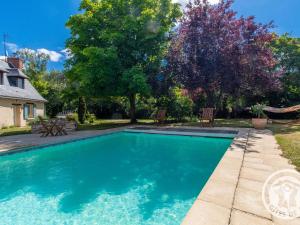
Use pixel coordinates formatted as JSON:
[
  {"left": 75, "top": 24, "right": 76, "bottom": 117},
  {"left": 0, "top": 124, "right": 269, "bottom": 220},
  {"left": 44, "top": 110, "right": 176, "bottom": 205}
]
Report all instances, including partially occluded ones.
[
  {"left": 33, "top": 104, "right": 37, "bottom": 117},
  {"left": 23, "top": 104, "right": 29, "bottom": 120}
]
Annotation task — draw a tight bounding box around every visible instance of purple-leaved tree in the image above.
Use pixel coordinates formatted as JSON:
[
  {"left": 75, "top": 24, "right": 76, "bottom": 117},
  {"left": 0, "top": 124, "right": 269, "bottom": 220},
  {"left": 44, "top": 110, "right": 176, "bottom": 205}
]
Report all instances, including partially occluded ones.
[{"left": 168, "top": 0, "right": 282, "bottom": 108}]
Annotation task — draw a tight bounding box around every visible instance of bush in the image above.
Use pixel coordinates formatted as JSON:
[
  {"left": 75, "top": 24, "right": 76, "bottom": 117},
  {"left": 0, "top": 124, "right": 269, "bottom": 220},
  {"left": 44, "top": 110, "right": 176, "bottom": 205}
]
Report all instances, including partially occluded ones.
[
  {"left": 86, "top": 113, "right": 96, "bottom": 124},
  {"left": 66, "top": 113, "right": 78, "bottom": 122},
  {"left": 27, "top": 117, "right": 41, "bottom": 126},
  {"left": 135, "top": 97, "right": 157, "bottom": 119},
  {"left": 167, "top": 87, "right": 194, "bottom": 121}
]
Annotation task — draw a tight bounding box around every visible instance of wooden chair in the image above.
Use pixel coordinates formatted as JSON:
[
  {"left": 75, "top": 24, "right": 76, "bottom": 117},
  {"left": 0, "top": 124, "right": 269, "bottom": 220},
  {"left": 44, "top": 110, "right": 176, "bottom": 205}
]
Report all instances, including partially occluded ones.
[
  {"left": 154, "top": 109, "right": 166, "bottom": 124},
  {"left": 54, "top": 119, "right": 68, "bottom": 136},
  {"left": 200, "top": 108, "right": 215, "bottom": 127},
  {"left": 38, "top": 116, "right": 55, "bottom": 137}
]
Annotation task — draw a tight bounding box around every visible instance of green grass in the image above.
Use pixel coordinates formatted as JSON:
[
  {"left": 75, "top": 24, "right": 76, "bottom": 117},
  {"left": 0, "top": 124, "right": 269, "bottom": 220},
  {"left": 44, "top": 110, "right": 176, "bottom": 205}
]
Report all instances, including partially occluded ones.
[
  {"left": 77, "top": 119, "right": 155, "bottom": 131},
  {"left": 180, "top": 118, "right": 253, "bottom": 128},
  {"left": 269, "top": 123, "right": 300, "bottom": 171},
  {"left": 0, "top": 127, "right": 31, "bottom": 137}
]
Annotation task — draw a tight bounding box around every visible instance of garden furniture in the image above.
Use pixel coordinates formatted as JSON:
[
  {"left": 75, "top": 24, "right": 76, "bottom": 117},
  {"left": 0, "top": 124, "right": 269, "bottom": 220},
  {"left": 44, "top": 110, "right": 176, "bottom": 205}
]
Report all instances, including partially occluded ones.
[{"left": 199, "top": 108, "right": 215, "bottom": 127}]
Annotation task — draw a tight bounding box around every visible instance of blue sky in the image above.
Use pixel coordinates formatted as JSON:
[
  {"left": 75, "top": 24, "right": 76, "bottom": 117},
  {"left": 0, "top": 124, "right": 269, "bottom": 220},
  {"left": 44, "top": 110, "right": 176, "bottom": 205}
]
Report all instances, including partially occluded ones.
[{"left": 0, "top": 0, "right": 299, "bottom": 70}]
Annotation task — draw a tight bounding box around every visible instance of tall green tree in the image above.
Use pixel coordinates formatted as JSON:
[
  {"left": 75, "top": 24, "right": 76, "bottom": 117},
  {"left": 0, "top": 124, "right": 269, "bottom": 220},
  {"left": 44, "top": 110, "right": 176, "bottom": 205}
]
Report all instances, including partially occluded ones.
[
  {"left": 271, "top": 34, "right": 300, "bottom": 106},
  {"left": 66, "top": 0, "right": 181, "bottom": 123},
  {"left": 45, "top": 71, "right": 67, "bottom": 117},
  {"left": 16, "top": 49, "right": 50, "bottom": 96},
  {"left": 16, "top": 50, "right": 67, "bottom": 117}
]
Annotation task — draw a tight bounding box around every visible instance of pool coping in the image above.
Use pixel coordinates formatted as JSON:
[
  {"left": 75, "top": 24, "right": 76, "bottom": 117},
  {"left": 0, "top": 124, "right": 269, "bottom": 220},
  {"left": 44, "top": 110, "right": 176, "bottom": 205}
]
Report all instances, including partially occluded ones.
[{"left": 180, "top": 126, "right": 249, "bottom": 225}]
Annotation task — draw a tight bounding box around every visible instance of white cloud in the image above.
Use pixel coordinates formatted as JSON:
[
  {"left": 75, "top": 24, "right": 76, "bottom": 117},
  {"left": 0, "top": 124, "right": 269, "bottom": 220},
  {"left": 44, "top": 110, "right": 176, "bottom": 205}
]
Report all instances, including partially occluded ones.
[
  {"left": 60, "top": 48, "right": 73, "bottom": 59},
  {"left": 1, "top": 42, "right": 63, "bottom": 63},
  {"left": 37, "top": 48, "right": 63, "bottom": 62}
]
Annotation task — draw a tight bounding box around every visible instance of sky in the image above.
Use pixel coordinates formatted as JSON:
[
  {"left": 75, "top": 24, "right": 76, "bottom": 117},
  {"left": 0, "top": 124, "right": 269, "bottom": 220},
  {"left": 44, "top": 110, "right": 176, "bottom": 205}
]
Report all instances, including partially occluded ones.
[{"left": 0, "top": 0, "right": 299, "bottom": 70}]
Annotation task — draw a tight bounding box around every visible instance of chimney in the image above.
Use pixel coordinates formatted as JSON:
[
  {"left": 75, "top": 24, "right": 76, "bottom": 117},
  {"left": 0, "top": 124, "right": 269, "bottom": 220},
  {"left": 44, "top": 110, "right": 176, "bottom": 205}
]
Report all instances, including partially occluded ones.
[{"left": 7, "top": 57, "right": 24, "bottom": 70}]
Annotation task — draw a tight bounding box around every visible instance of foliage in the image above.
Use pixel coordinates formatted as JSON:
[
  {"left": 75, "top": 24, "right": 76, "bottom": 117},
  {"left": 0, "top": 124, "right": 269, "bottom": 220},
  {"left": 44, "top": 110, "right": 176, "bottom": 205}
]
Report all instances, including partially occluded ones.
[
  {"left": 66, "top": 113, "right": 79, "bottom": 122},
  {"left": 168, "top": 0, "right": 281, "bottom": 109},
  {"left": 66, "top": 0, "right": 181, "bottom": 123},
  {"left": 16, "top": 50, "right": 67, "bottom": 117},
  {"left": 86, "top": 113, "right": 96, "bottom": 124},
  {"left": 44, "top": 71, "right": 66, "bottom": 117},
  {"left": 78, "top": 96, "right": 87, "bottom": 124},
  {"left": 271, "top": 34, "right": 300, "bottom": 106},
  {"left": 167, "top": 87, "right": 194, "bottom": 121},
  {"left": 121, "top": 96, "right": 157, "bottom": 119},
  {"left": 250, "top": 104, "right": 267, "bottom": 118},
  {"left": 16, "top": 49, "right": 50, "bottom": 96}
]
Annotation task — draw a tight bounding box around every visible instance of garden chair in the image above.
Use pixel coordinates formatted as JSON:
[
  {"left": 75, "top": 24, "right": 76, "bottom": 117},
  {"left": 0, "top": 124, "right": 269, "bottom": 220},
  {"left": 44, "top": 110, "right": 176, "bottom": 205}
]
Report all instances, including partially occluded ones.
[
  {"left": 38, "top": 116, "right": 56, "bottom": 137},
  {"left": 200, "top": 108, "right": 215, "bottom": 127},
  {"left": 54, "top": 119, "right": 68, "bottom": 136},
  {"left": 154, "top": 109, "right": 166, "bottom": 124}
]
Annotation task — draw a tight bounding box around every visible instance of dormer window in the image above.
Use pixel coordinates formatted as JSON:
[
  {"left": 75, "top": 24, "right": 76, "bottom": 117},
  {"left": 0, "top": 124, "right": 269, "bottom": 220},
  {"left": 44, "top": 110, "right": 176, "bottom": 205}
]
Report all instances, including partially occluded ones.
[
  {"left": 8, "top": 76, "right": 25, "bottom": 89},
  {"left": 0, "top": 72, "right": 3, "bottom": 85}
]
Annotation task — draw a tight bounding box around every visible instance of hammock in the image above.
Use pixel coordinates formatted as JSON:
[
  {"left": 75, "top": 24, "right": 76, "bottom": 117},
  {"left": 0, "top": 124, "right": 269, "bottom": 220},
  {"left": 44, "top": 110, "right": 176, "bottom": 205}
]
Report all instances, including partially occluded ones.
[{"left": 263, "top": 104, "right": 300, "bottom": 114}]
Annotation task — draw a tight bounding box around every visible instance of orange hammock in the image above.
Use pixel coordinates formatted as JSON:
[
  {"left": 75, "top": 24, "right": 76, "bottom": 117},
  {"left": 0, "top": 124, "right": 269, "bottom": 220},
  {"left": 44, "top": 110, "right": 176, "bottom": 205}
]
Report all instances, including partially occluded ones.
[{"left": 263, "top": 104, "right": 300, "bottom": 113}]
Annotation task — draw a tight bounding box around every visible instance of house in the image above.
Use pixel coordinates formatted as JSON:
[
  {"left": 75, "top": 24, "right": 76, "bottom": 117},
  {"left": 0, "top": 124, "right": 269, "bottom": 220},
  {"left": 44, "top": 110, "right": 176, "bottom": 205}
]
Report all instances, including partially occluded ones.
[{"left": 0, "top": 57, "right": 47, "bottom": 128}]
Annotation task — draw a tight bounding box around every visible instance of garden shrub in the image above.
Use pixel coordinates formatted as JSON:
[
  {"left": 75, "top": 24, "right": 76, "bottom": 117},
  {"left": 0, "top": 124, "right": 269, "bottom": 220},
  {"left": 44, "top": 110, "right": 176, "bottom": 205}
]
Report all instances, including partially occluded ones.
[
  {"left": 86, "top": 113, "right": 96, "bottom": 124},
  {"left": 66, "top": 113, "right": 78, "bottom": 122},
  {"left": 167, "top": 87, "right": 194, "bottom": 121}
]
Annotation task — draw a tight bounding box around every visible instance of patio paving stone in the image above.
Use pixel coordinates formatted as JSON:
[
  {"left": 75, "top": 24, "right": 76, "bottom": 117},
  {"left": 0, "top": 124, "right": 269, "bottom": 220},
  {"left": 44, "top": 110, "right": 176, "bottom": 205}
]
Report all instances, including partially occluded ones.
[
  {"left": 198, "top": 179, "right": 236, "bottom": 208},
  {"left": 182, "top": 200, "right": 231, "bottom": 225},
  {"left": 229, "top": 209, "right": 273, "bottom": 225},
  {"left": 233, "top": 187, "right": 272, "bottom": 219}
]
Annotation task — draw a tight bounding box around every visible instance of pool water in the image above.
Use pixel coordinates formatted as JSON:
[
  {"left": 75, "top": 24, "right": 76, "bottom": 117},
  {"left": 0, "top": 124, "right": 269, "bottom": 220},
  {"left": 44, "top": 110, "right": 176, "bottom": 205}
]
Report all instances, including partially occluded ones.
[{"left": 0, "top": 132, "right": 232, "bottom": 225}]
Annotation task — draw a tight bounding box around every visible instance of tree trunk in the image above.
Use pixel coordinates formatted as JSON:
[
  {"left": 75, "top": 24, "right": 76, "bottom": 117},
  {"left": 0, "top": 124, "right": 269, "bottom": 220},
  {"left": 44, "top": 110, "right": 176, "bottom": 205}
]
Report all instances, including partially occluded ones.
[
  {"left": 206, "top": 91, "right": 215, "bottom": 108},
  {"left": 129, "top": 94, "right": 137, "bottom": 123}
]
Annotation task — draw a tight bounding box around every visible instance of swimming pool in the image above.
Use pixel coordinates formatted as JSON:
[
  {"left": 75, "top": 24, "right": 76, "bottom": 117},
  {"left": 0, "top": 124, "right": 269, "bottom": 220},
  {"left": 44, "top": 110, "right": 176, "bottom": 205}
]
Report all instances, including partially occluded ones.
[{"left": 0, "top": 131, "right": 232, "bottom": 225}]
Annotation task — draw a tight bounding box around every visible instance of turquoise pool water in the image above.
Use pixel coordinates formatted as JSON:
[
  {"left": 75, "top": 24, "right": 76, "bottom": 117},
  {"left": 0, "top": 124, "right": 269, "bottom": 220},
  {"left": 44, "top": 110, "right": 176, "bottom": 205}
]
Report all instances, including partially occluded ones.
[{"left": 0, "top": 132, "right": 232, "bottom": 225}]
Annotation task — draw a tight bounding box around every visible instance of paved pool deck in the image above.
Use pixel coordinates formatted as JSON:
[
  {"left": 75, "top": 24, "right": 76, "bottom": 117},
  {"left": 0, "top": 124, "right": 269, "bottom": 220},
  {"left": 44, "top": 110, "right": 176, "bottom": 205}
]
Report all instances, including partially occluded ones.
[{"left": 0, "top": 126, "right": 299, "bottom": 225}]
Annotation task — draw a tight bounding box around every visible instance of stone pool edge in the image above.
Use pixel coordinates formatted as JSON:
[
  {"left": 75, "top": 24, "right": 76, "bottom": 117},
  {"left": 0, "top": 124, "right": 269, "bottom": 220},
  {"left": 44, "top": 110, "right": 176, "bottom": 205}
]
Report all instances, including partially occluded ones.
[{"left": 181, "top": 127, "right": 249, "bottom": 225}]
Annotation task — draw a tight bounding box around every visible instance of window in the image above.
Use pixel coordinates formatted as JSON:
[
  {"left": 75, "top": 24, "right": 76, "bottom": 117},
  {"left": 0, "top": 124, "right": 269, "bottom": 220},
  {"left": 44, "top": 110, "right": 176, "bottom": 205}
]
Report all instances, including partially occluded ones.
[
  {"left": 0, "top": 72, "right": 3, "bottom": 85},
  {"left": 23, "top": 104, "right": 36, "bottom": 120},
  {"left": 8, "top": 76, "right": 24, "bottom": 89}
]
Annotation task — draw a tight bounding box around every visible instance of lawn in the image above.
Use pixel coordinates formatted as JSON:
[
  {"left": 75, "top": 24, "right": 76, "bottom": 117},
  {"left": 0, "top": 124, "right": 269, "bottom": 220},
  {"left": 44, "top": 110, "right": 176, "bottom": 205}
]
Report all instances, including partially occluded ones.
[
  {"left": 0, "top": 127, "right": 31, "bottom": 137},
  {"left": 77, "top": 119, "right": 155, "bottom": 131},
  {"left": 269, "top": 123, "right": 300, "bottom": 171},
  {"left": 0, "top": 118, "right": 299, "bottom": 170}
]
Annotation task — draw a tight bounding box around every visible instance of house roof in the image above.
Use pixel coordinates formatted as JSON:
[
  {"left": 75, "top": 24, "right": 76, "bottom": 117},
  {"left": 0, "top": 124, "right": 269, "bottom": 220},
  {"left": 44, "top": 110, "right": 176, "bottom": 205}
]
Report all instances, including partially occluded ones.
[
  {"left": 0, "top": 59, "right": 47, "bottom": 102},
  {"left": 0, "top": 60, "right": 9, "bottom": 72}
]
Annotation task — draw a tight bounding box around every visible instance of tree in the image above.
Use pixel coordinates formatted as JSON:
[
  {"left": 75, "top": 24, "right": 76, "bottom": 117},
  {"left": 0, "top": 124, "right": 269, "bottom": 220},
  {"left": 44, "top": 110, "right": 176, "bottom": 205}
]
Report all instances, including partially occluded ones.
[
  {"left": 66, "top": 0, "right": 181, "bottom": 123},
  {"left": 45, "top": 71, "right": 67, "bottom": 117},
  {"left": 168, "top": 0, "right": 281, "bottom": 110},
  {"left": 16, "top": 49, "right": 50, "bottom": 96},
  {"left": 78, "top": 96, "right": 87, "bottom": 124},
  {"left": 270, "top": 34, "right": 300, "bottom": 106},
  {"left": 16, "top": 49, "right": 67, "bottom": 117}
]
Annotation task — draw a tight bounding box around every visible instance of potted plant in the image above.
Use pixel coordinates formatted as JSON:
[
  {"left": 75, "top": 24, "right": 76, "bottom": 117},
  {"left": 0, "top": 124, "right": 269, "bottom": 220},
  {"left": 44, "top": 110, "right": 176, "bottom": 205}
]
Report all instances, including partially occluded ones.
[{"left": 250, "top": 104, "right": 268, "bottom": 129}]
